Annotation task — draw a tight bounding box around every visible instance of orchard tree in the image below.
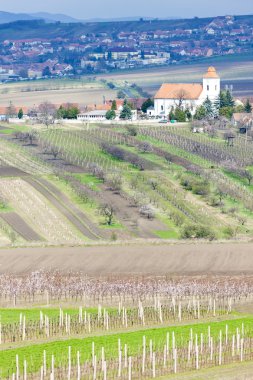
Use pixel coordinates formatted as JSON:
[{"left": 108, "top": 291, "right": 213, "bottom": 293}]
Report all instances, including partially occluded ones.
[{"left": 99, "top": 204, "right": 115, "bottom": 225}]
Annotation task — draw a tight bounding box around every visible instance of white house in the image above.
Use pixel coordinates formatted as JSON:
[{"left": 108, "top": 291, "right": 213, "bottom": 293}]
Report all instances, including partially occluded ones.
[{"left": 154, "top": 67, "right": 220, "bottom": 117}]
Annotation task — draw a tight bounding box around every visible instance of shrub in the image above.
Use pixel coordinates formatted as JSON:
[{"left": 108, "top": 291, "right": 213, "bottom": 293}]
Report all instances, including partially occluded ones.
[{"left": 181, "top": 224, "right": 216, "bottom": 240}]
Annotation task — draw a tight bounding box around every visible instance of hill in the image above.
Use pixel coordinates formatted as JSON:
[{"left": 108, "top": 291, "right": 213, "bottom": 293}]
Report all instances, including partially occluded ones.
[
  {"left": 0, "top": 14, "right": 252, "bottom": 40},
  {"left": 0, "top": 11, "right": 81, "bottom": 25}
]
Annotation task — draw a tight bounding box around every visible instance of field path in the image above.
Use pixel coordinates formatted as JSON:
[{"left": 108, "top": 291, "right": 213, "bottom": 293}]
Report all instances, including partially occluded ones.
[
  {"left": 0, "top": 212, "right": 42, "bottom": 241},
  {"left": 0, "top": 242, "right": 253, "bottom": 275},
  {"left": 24, "top": 177, "right": 102, "bottom": 240}
]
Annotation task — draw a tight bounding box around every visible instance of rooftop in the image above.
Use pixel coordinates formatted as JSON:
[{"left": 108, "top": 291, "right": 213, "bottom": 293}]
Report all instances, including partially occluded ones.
[
  {"left": 154, "top": 83, "right": 203, "bottom": 100},
  {"left": 203, "top": 66, "right": 220, "bottom": 79}
]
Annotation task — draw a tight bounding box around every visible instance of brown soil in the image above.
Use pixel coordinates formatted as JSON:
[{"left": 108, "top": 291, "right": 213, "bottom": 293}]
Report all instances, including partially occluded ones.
[
  {"left": 100, "top": 186, "right": 166, "bottom": 238},
  {"left": 0, "top": 241, "right": 253, "bottom": 275},
  {"left": 0, "top": 166, "right": 29, "bottom": 177},
  {"left": 0, "top": 212, "right": 42, "bottom": 241},
  {"left": 24, "top": 177, "right": 102, "bottom": 240}
]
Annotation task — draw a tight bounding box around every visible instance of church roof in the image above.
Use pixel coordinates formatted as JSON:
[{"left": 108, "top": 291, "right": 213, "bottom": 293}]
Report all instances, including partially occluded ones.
[
  {"left": 203, "top": 66, "right": 219, "bottom": 79},
  {"left": 154, "top": 83, "right": 203, "bottom": 100}
]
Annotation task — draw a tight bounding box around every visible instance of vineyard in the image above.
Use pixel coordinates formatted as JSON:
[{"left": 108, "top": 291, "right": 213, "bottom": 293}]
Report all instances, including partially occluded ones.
[
  {"left": 1, "top": 121, "right": 253, "bottom": 378},
  {"left": 1, "top": 272, "right": 253, "bottom": 379}
]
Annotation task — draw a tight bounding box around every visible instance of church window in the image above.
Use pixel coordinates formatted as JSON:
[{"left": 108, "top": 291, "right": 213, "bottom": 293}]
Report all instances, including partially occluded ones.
[
  {"left": 207, "top": 85, "right": 210, "bottom": 91},
  {"left": 161, "top": 105, "right": 164, "bottom": 111}
]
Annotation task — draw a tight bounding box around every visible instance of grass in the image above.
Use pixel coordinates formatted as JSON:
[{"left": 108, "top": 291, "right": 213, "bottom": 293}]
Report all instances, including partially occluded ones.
[
  {"left": 0, "top": 317, "right": 251, "bottom": 375},
  {"left": 0, "top": 307, "right": 113, "bottom": 325},
  {"left": 154, "top": 230, "right": 179, "bottom": 239},
  {"left": 73, "top": 173, "right": 102, "bottom": 192}
]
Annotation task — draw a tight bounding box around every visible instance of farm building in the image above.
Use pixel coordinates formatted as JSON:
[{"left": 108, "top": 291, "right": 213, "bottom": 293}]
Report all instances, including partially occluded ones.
[{"left": 154, "top": 66, "right": 220, "bottom": 117}]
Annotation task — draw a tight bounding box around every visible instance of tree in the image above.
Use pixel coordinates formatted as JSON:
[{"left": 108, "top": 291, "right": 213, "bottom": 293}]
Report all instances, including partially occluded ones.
[
  {"left": 138, "top": 141, "right": 153, "bottom": 153},
  {"left": 219, "top": 107, "right": 234, "bottom": 119},
  {"left": 244, "top": 99, "right": 252, "bottom": 113},
  {"left": 234, "top": 104, "right": 245, "bottom": 113},
  {"left": 139, "top": 204, "right": 155, "bottom": 219},
  {"left": 194, "top": 105, "right": 207, "bottom": 120},
  {"left": 42, "top": 66, "right": 51, "bottom": 77},
  {"left": 105, "top": 110, "right": 116, "bottom": 120},
  {"left": 225, "top": 90, "right": 234, "bottom": 108},
  {"left": 141, "top": 98, "right": 154, "bottom": 113},
  {"left": 120, "top": 100, "right": 132, "bottom": 120},
  {"left": 99, "top": 204, "right": 115, "bottom": 225},
  {"left": 175, "top": 89, "right": 187, "bottom": 108},
  {"left": 25, "top": 130, "right": 38, "bottom": 145},
  {"left": 240, "top": 169, "right": 253, "bottom": 186},
  {"left": 38, "top": 102, "right": 56, "bottom": 127},
  {"left": 18, "top": 108, "right": 24, "bottom": 120},
  {"left": 203, "top": 97, "right": 215, "bottom": 119},
  {"left": 111, "top": 100, "right": 117, "bottom": 110},
  {"left": 174, "top": 107, "right": 186, "bottom": 122},
  {"left": 57, "top": 105, "right": 80, "bottom": 120},
  {"left": 215, "top": 187, "right": 227, "bottom": 204},
  {"left": 106, "top": 172, "right": 122, "bottom": 193},
  {"left": 169, "top": 109, "right": 175, "bottom": 121},
  {"left": 6, "top": 101, "right": 17, "bottom": 119},
  {"left": 49, "top": 146, "right": 60, "bottom": 159}
]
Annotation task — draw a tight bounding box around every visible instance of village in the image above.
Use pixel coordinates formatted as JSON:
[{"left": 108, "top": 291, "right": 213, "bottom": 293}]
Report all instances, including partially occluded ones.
[
  {"left": 0, "top": 14, "right": 252, "bottom": 79},
  {"left": 0, "top": 66, "right": 252, "bottom": 134}
]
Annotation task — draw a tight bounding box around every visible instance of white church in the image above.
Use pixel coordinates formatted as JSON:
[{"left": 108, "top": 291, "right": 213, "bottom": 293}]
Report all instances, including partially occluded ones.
[{"left": 153, "top": 66, "right": 220, "bottom": 117}]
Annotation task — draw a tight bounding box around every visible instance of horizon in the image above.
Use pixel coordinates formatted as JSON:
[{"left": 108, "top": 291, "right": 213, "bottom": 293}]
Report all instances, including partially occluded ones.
[{"left": 0, "top": 0, "right": 252, "bottom": 20}]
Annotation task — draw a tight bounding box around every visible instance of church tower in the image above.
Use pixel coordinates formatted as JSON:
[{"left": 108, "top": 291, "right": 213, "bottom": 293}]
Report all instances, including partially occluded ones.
[{"left": 202, "top": 67, "right": 220, "bottom": 102}]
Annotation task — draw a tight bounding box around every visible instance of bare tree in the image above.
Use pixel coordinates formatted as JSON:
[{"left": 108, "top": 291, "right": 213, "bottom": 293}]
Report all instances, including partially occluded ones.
[
  {"left": 148, "top": 178, "right": 159, "bottom": 190},
  {"left": 25, "top": 130, "right": 38, "bottom": 145},
  {"left": 175, "top": 89, "right": 188, "bottom": 108},
  {"left": 38, "top": 101, "right": 56, "bottom": 127},
  {"left": 240, "top": 169, "right": 253, "bottom": 186},
  {"left": 49, "top": 146, "right": 60, "bottom": 159},
  {"left": 138, "top": 141, "right": 153, "bottom": 153},
  {"left": 5, "top": 101, "right": 17, "bottom": 120}
]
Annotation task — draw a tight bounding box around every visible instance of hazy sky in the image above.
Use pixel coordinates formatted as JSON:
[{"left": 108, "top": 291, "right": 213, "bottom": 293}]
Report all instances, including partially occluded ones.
[{"left": 0, "top": 0, "right": 252, "bottom": 19}]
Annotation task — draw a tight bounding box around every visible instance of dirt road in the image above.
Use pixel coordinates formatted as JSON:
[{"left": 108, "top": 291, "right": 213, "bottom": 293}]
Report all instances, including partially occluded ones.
[
  {"left": 0, "top": 242, "right": 253, "bottom": 275},
  {"left": 0, "top": 212, "right": 42, "bottom": 241}
]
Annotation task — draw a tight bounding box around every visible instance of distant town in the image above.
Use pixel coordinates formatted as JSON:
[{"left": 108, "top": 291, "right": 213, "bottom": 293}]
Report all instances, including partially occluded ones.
[{"left": 0, "top": 14, "right": 252, "bottom": 80}]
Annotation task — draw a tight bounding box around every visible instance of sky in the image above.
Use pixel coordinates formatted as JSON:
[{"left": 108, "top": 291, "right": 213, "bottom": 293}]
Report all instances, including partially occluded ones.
[{"left": 0, "top": 0, "right": 252, "bottom": 19}]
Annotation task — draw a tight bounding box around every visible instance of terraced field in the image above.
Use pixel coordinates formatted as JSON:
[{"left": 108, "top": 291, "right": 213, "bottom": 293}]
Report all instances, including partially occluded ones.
[{"left": 1, "top": 120, "right": 253, "bottom": 245}]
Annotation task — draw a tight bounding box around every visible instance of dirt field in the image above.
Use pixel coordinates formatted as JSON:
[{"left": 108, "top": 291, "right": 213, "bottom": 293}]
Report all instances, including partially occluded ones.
[
  {"left": 98, "top": 59, "right": 253, "bottom": 97},
  {"left": 0, "top": 242, "right": 253, "bottom": 275},
  {"left": 0, "top": 88, "right": 117, "bottom": 107}
]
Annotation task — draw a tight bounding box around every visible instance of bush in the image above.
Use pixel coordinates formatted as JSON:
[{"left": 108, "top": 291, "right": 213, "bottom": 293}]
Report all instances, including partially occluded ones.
[
  {"left": 192, "top": 181, "right": 210, "bottom": 196},
  {"left": 181, "top": 224, "right": 216, "bottom": 240},
  {"left": 180, "top": 175, "right": 210, "bottom": 196}
]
